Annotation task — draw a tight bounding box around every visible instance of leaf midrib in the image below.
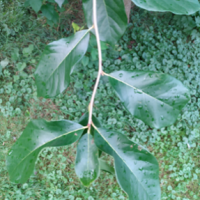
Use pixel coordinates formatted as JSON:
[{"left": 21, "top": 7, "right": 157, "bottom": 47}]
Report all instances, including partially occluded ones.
[
  {"left": 45, "top": 29, "right": 91, "bottom": 83},
  {"left": 11, "top": 126, "right": 86, "bottom": 175},
  {"left": 106, "top": 72, "right": 179, "bottom": 112},
  {"left": 93, "top": 125, "right": 153, "bottom": 197}
]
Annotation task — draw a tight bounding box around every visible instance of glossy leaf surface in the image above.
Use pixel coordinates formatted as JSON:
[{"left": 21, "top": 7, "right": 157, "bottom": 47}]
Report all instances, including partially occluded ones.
[
  {"left": 132, "top": 0, "right": 200, "bottom": 15},
  {"left": 75, "top": 133, "right": 100, "bottom": 186},
  {"left": 35, "top": 30, "right": 90, "bottom": 98},
  {"left": 7, "top": 119, "right": 85, "bottom": 183},
  {"left": 94, "top": 126, "right": 160, "bottom": 200},
  {"left": 108, "top": 71, "right": 190, "bottom": 129},
  {"left": 82, "top": 0, "right": 127, "bottom": 45}
]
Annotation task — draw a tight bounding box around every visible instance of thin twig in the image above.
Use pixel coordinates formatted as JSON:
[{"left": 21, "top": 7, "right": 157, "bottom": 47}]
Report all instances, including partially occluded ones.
[{"left": 88, "top": 0, "right": 103, "bottom": 133}]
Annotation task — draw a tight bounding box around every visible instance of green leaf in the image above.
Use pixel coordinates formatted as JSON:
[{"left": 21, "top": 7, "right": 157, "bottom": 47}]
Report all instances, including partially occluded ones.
[
  {"left": 99, "top": 159, "right": 115, "bottom": 174},
  {"left": 89, "top": 34, "right": 109, "bottom": 50},
  {"left": 6, "top": 119, "right": 85, "bottom": 183},
  {"left": 0, "top": 58, "right": 9, "bottom": 68},
  {"left": 35, "top": 30, "right": 90, "bottom": 98},
  {"left": 22, "top": 44, "right": 34, "bottom": 56},
  {"left": 81, "top": 56, "right": 89, "bottom": 67},
  {"left": 41, "top": 4, "right": 59, "bottom": 24},
  {"left": 55, "top": 0, "right": 65, "bottom": 8},
  {"left": 75, "top": 133, "right": 100, "bottom": 186},
  {"left": 29, "top": 0, "right": 43, "bottom": 13},
  {"left": 72, "top": 22, "right": 81, "bottom": 33},
  {"left": 100, "top": 41, "right": 109, "bottom": 50},
  {"left": 94, "top": 126, "right": 161, "bottom": 200},
  {"left": 11, "top": 48, "right": 20, "bottom": 61},
  {"left": 82, "top": 0, "right": 127, "bottom": 45},
  {"left": 107, "top": 70, "right": 190, "bottom": 129},
  {"left": 91, "top": 48, "right": 98, "bottom": 61},
  {"left": 24, "top": 0, "right": 30, "bottom": 7},
  {"left": 16, "top": 62, "right": 26, "bottom": 71},
  {"left": 132, "top": 0, "right": 200, "bottom": 15}
]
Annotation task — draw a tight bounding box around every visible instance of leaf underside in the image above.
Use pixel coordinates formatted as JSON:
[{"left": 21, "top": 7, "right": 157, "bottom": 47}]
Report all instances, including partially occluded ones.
[
  {"left": 7, "top": 119, "right": 85, "bottom": 183},
  {"left": 55, "top": 0, "right": 65, "bottom": 8},
  {"left": 75, "top": 133, "right": 100, "bottom": 186},
  {"left": 108, "top": 70, "right": 190, "bottom": 129},
  {"left": 35, "top": 30, "right": 90, "bottom": 98},
  {"left": 132, "top": 0, "right": 200, "bottom": 15},
  {"left": 94, "top": 126, "right": 161, "bottom": 200},
  {"left": 82, "top": 0, "right": 127, "bottom": 45}
]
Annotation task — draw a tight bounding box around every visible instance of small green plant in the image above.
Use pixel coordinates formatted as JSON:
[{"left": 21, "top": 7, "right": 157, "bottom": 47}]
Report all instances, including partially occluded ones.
[
  {"left": 24, "top": 0, "right": 69, "bottom": 26},
  {"left": 6, "top": 0, "right": 200, "bottom": 199}
]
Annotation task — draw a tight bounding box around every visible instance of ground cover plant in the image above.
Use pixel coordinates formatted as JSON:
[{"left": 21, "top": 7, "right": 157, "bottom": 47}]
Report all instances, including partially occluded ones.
[
  {"left": 24, "top": 0, "right": 73, "bottom": 27},
  {"left": 0, "top": 0, "right": 200, "bottom": 199}
]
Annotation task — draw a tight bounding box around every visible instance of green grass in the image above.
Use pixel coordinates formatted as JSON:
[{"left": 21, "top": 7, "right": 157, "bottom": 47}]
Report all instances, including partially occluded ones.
[{"left": 0, "top": 1, "right": 200, "bottom": 200}]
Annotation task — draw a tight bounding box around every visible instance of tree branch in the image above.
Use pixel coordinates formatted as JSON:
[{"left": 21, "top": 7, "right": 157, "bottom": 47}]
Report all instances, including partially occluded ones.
[{"left": 88, "top": 0, "right": 103, "bottom": 132}]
